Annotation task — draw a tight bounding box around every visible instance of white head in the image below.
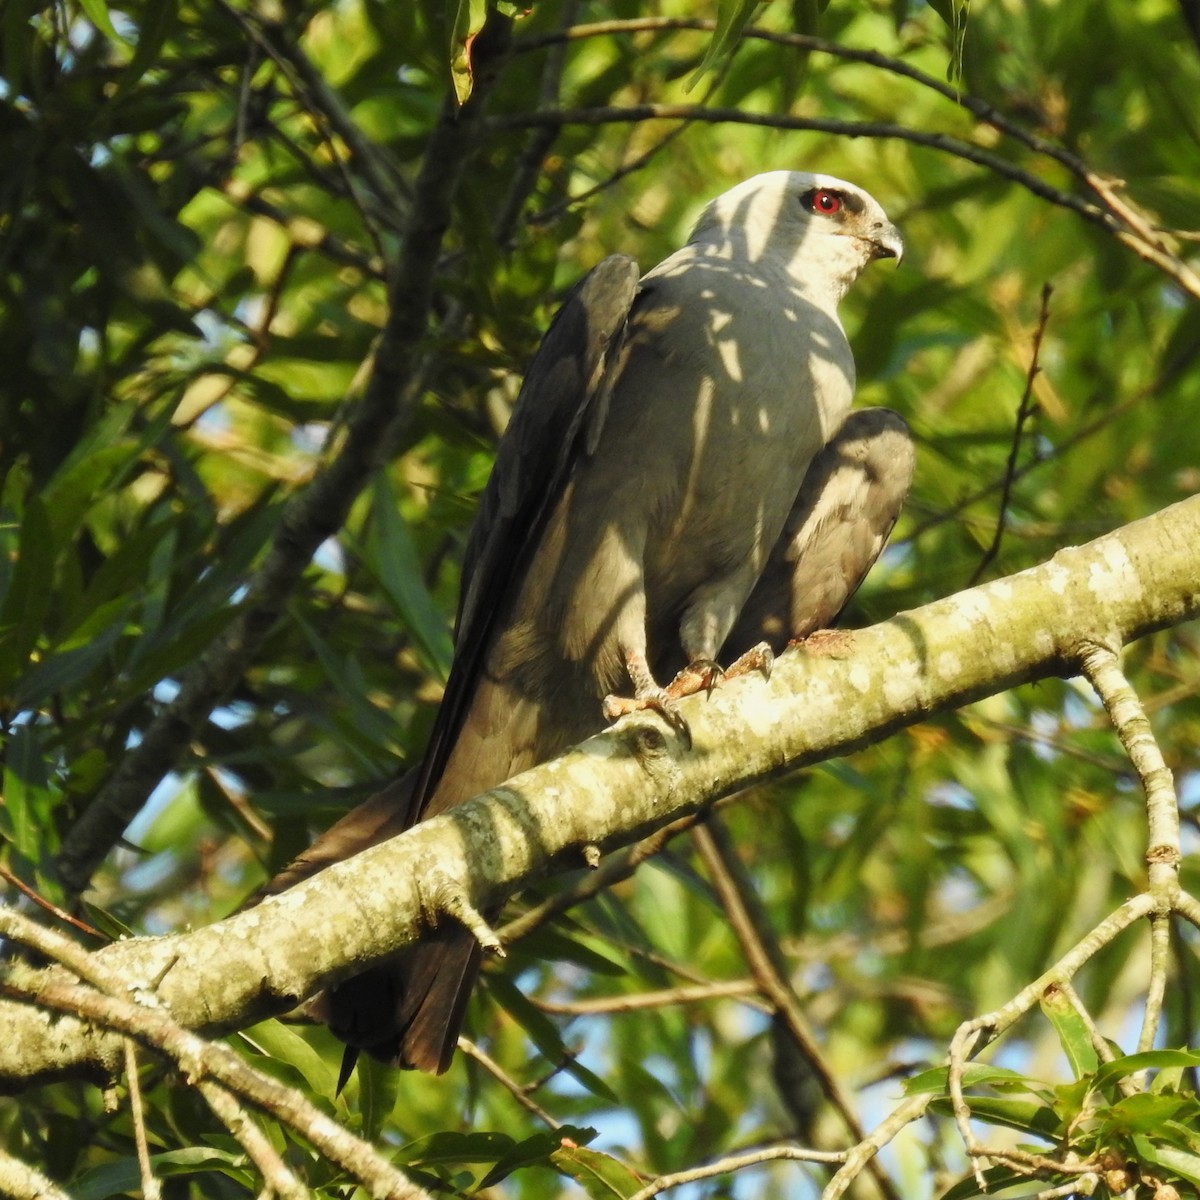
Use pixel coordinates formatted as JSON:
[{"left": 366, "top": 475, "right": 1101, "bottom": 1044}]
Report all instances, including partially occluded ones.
[{"left": 689, "top": 171, "right": 903, "bottom": 301}]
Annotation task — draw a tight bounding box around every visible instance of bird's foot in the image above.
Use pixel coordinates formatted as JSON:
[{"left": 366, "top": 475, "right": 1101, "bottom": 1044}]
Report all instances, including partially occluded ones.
[
  {"left": 664, "top": 657, "right": 725, "bottom": 698},
  {"left": 603, "top": 685, "right": 692, "bottom": 745},
  {"left": 604, "top": 649, "right": 694, "bottom": 745},
  {"left": 720, "top": 642, "right": 775, "bottom": 682}
]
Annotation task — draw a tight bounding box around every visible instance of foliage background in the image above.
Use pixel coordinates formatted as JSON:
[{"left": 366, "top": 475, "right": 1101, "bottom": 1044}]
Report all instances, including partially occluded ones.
[{"left": 1, "top": 0, "right": 1198, "bottom": 1196}]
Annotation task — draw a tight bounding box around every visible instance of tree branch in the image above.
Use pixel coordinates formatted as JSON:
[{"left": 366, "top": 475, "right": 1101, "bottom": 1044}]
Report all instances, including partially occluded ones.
[{"left": 8, "top": 492, "right": 1200, "bottom": 1088}]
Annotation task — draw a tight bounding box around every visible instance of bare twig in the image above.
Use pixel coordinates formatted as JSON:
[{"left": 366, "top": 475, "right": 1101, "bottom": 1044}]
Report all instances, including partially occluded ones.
[
  {"left": 457, "top": 1037, "right": 562, "bottom": 1128},
  {"left": 1056, "top": 980, "right": 1136, "bottom": 1098},
  {"left": 820, "top": 1094, "right": 936, "bottom": 1200},
  {"left": 627, "top": 1143, "right": 849, "bottom": 1200},
  {"left": 515, "top": 18, "right": 1200, "bottom": 297},
  {"left": 1077, "top": 642, "right": 1181, "bottom": 901},
  {"left": 536, "top": 979, "right": 759, "bottom": 1015},
  {"left": 499, "top": 813, "right": 702, "bottom": 944},
  {"left": 0, "top": 867, "right": 106, "bottom": 940},
  {"left": 692, "top": 819, "right": 901, "bottom": 1200},
  {"left": 124, "top": 1039, "right": 162, "bottom": 1200},
  {"left": 197, "top": 1078, "right": 310, "bottom": 1200},
  {"left": 489, "top": 105, "right": 1119, "bottom": 235},
  {"left": 967, "top": 283, "right": 1053, "bottom": 586},
  {"left": 947, "top": 893, "right": 1156, "bottom": 1186}
]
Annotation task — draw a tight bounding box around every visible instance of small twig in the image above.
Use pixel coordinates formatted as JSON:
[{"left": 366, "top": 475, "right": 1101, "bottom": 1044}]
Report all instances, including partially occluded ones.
[
  {"left": 1176, "top": 890, "right": 1200, "bottom": 931},
  {"left": 197, "top": 1079, "right": 309, "bottom": 1200},
  {"left": 820, "top": 1094, "right": 935, "bottom": 1200},
  {"left": 627, "top": 1143, "right": 848, "bottom": 1200},
  {"left": 124, "top": 1039, "right": 162, "bottom": 1200},
  {"left": 499, "top": 813, "right": 702, "bottom": 945},
  {"left": 1034, "top": 1177, "right": 1099, "bottom": 1199},
  {"left": 947, "top": 893, "right": 1157, "bottom": 1181},
  {"left": 516, "top": 18, "right": 1200, "bottom": 299},
  {"left": 1077, "top": 642, "right": 1181, "bottom": 900},
  {"left": 457, "top": 1037, "right": 562, "bottom": 1128},
  {"left": 967, "top": 283, "right": 1052, "bottom": 586},
  {"left": 1139, "top": 914, "right": 1171, "bottom": 1056},
  {"left": 536, "top": 979, "right": 759, "bottom": 1014},
  {"left": 489, "top": 105, "right": 1117, "bottom": 233},
  {"left": 0, "top": 869, "right": 106, "bottom": 940},
  {"left": 692, "top": 819, "right": 902, "bottom": 1200}
]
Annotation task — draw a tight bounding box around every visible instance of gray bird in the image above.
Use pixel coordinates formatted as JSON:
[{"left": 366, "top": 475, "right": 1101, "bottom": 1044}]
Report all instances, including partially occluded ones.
[{"left": 265, "top": 170, "right": 912, "bottom": 1077}]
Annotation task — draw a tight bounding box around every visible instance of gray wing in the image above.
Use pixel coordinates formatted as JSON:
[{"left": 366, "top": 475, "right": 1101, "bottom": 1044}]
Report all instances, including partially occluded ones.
[
  {"left": 414, "top": 253, "right": 641, "bottom": 809},
  {"left": 264, "top": 256, "right": 640, "bottom": 888},
  {"left": 724, "top": 408, "right": 914, "bottom": 655}
]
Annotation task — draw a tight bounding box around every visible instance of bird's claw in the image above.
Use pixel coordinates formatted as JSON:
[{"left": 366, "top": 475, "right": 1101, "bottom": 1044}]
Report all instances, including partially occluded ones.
[
  {"left": 723, "top": 642, "right": 774, "bottom": 682},
  {"left": 603, "top": 687, "right": 692, "bottom": 747},
  {"left": 666, "top": 657, "right": 724, "bottom": 698}
]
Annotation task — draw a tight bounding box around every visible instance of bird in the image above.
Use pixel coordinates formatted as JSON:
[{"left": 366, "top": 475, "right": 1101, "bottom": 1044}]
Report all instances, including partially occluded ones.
[{"left": 264, "top": 170, "right": 913, "bottom": 1078}]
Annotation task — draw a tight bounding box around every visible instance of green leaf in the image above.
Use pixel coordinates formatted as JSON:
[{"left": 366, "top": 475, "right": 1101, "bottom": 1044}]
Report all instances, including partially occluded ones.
[
  {"left": 1040, "top": 984, "right": 1099, "bottom": 1078},
  {"left": 903, "top": 1063, "right": 1037, "bottom": 1095},
  {"left": 2, "top": 723, "right": 55, "bottom": 861},
  {"left": 1102, "top": 1091, "right": 1198, "bottom": 1134},
  {"left": 365, "top": 472, "right": 453, "bottom": 679},
  {"left": 550, "top": 1142, "right": 645, "bottom": 1199},
  {"left": 78, "top": 0, "right": 130, "bottom": 46},
  {"left": 478, "top": 1127, "right": 598, "bottom": 1189},
  {"left": 449, "top": 0, "right": 489, "bottom": 104},
  {"left": 70, "top": 1148, "right": 243, "bottom": 1200},
  {"left": 686, "top": 0, "right": 758, "bottom": 90},
  {"left": 1131, "top": 1135, "right": 1200, "bottom": 1189},
  {"left": 1092, "top": 1049, "right": 1200, "bottom": 1093},
  {"left": 238, "top": 1022, "right": 339, "bottom": 1099},
  {"left": 357, "top": 1052, "right": 402, "bottom": 1140},
  {"left": 487, "top": 976, "right": 617, "bottom": 1102},
  {"left": 929, "top": 1095, "right": 1063, "bottom": 1139},
  {"left": 396, "top": 1129, "right": 514, "bottom": 1165}
]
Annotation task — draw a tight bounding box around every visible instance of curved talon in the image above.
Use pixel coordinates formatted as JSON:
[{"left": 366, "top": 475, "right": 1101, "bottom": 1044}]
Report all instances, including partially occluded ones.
[
  {"left": 725, "top": 642, "right": 774, "bottom": 682},
  {"left": 667, "top": 657, "right": 724, "bottom": 699}
]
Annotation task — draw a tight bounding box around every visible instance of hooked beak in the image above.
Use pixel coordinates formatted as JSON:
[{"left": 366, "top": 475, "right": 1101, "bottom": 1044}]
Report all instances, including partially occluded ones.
[{"left": 869, "top": 222, "right": 904, "bottom": 266}]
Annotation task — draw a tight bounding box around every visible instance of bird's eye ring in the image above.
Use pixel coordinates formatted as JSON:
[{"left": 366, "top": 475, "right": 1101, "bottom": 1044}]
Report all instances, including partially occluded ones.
[{"left": 809, "top": 189, "right": 843, "bottom": 215}]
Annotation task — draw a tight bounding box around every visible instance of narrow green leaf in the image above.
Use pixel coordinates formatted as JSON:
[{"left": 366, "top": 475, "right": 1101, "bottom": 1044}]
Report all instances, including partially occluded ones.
[
  {"left": 238, "top": 1021, "right": 338, "bottom": 1098},
  {"left": 903, "top": 1063, "right": 1035, "bottom": 1095},
  {"left": 478, "top": 1128, "right": 597, "bottom": 1189},
  {"left": 929, "top": 1095, "right": 1063, "bottom": 1139},
  {"left": 1131, "top": 1135, "right": 1200, "bottom": 1189},
  {"left": 449, "top": 0, "right": 489, "bottom": 104},
  {"left": 77, "top": 0, "right": 130, "bottom": 46},
  {"left": 686, "top": 0, "right": 758, "bottom": 90},
  {"left": 70, "top": 1148, "right": 243, "bottom": 1200},
  {"left": 357, "top": 1052, "right": 401, "bottom": 1140},
  {"left": 1040, "top": 985, "right": 1099, "bottom": 1079},
  {"left": 395, "top": 1130, "right": 514, "bottom": 1166},
  {"left": 366, "top": 472, "right": 453, "bottom": 678},
  {"left": 2, "top": 723, "right": 55, "bottom": 860},
  {"left": 550, "top": 1142, "right": 645, "bottom": 1199},
  {"left": 1092, "top": 1049, "right": 1200, "bottom": 1093}
]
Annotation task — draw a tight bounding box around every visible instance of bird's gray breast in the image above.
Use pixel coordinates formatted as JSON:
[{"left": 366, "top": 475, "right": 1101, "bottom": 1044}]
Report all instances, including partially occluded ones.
[{"left": 617, "top": 257, "right": 856, "bottom": 592}]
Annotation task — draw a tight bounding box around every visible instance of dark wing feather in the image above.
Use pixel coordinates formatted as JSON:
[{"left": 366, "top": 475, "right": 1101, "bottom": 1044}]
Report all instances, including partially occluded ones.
[
  {"left": 725, "top": 407, "right": 914, "bottom": 654},
  {"left": 413, "top": 254, "right": 640, "bottom": 814}
]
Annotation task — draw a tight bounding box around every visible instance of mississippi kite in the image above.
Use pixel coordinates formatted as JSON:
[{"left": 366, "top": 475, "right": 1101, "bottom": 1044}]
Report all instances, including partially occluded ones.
[{"left": 266, "top": 170, "right": 913, "bottom": 1076}]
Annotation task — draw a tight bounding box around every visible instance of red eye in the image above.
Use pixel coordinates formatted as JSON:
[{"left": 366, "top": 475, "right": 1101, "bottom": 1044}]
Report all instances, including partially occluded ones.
[{"left": 810, "top": 189, "right": 842, "bottom": 215}]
